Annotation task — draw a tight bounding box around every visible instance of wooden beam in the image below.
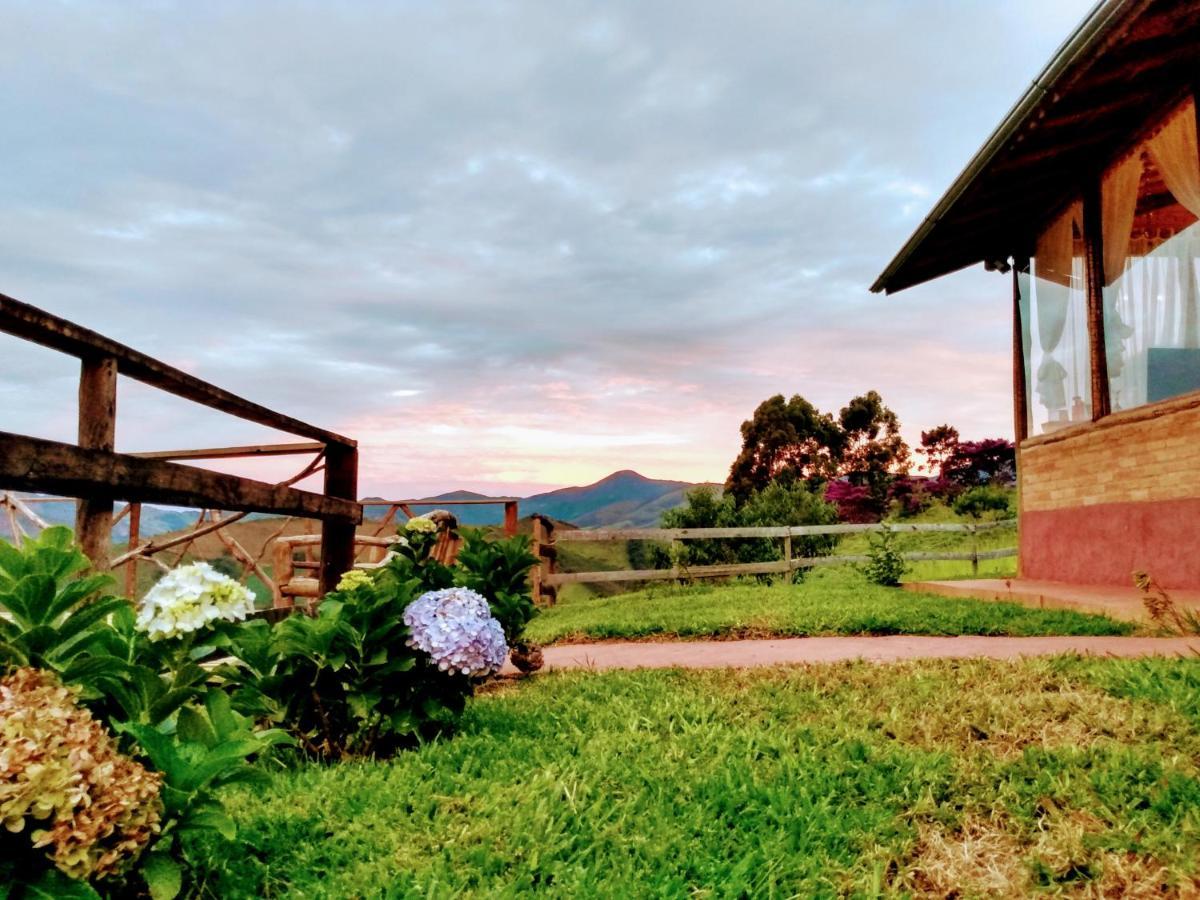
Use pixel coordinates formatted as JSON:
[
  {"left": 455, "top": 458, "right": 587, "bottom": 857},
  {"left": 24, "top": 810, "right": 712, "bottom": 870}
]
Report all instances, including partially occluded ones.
[
  {"left": 503, "top": 500, "right": 519, "bottom": 537},
  {"left": 129, "top": 442, "right": 325, "bottom": 461},
  {"left": 0, "top": 432, "right": 361, "bottom": 521},
  {"left": 75, "top": 357, "right": 117, "bottom": 570},
  {"left": 1013, "top": 262, "right": 1030, "bottom": 444},
  {"left": 319, "top": 443, "right": 358, "bottom": 595},
  {"left": 1083, "top": 178, "right": 1112, "bottom": 420},
  {"left": 124, "top": 502, "right": 140, "bottom": 599},
  {"left": 0, "top": 293, "right": 354, "bottom": 448}
]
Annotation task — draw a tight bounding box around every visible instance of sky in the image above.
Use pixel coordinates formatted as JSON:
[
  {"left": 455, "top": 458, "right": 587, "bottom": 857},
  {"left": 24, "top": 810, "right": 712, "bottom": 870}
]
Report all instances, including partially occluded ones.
[{"left": 0, "top": 0, "right": 1097, "bottom": 498}]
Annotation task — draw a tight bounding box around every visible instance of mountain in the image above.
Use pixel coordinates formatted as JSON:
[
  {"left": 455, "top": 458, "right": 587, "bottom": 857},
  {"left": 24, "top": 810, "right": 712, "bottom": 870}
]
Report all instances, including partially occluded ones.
[
  {"left": 2, "top": 471, "right": 717, "bottom": 543},
  {"left": 524, "top": 470, "right": 714, "bottom": 527},
  {"left": 396, "top": 471, "right": 716, "bottom": 528}
]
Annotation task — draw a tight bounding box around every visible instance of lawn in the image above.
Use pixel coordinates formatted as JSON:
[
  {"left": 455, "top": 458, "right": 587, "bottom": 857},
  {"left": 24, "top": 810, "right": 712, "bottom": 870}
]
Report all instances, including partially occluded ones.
[
  {"left": 196, "top": 657, "right": 1200, "bottom": 897},
  {"left": 524, "top": 568, "right": 1134, "bottom": 644}
]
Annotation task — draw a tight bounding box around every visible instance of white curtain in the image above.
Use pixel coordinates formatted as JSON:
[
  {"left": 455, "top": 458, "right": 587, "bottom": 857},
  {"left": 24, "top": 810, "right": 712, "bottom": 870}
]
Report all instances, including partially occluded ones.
[
  {"left": 1147, "top": 99, "right": 1200, "bottom": 217},
  {"left": 1033, "top": 202, "right": 1082, "bottom": 414},
  {"left": 1146, "top": 99, "right": 1200, "bottom": 352}
]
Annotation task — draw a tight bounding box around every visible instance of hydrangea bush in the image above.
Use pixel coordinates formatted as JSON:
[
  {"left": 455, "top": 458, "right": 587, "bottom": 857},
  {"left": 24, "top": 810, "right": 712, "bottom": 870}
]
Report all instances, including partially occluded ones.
[
  {"left": 137, "top": 562, "right": 256, "bottom": 640},
  {"left": 0, "top": 530, "right": 289, "bottom": 899},
  {"left": 403, "top": 587, "right": 508, "bottom": 676},
  {"left": 0, "top": 667, "right": 163, "bottom": 883}
]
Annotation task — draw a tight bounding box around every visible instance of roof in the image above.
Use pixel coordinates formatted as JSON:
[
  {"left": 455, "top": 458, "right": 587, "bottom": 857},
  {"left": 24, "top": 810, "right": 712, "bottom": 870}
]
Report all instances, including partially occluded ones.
[{"left": 872, "top": 0, "right": 1200, "bottom": 294}]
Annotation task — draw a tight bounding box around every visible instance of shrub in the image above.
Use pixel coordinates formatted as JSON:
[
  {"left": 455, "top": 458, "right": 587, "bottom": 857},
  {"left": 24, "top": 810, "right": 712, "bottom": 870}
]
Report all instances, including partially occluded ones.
[
  {"left": 860, "top": 528, "right": 907, "bottom": 587},
  {"left": 1, "top": 667, "right": 162, "bottom": 889},
  {"left": 663, "top": 483, "right": 838, "bottom": 578},
  {"left": 219, "top": 525, "right": 533, "bottom": 758},
  {"left": 0, "top": 529, "right": 287, "bottom": 899},
  {"left": 952, "top": 485, "right": 1013, "bottom": 520}
]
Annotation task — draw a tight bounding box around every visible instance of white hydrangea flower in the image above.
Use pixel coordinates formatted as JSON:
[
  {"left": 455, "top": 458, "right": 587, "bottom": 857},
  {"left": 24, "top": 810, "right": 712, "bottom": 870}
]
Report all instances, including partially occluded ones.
[
  {"left": 403, "top": 587, "right": 508, "bottom": 676},
  {"left": 136, "top": 562, "right": 257, "bottom": 641},
  {"left": 404, "top": 516, "right": 438, "bottom": 534}
]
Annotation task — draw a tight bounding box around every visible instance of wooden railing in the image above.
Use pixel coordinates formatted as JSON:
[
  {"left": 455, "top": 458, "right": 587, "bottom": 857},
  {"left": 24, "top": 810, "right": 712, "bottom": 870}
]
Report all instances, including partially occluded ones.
[
  {"left": 0, "top": 293, "right": 362, "bottom": 596},
  {"left": 528, "top": 516, "right": 1017, "bottom": 605}
]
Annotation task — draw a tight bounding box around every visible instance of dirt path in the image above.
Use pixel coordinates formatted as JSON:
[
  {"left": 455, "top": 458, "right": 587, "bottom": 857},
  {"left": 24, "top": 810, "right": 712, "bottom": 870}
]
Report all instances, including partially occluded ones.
[{"left": 504, "top": 635, "right": 1200, "bottom": 674}]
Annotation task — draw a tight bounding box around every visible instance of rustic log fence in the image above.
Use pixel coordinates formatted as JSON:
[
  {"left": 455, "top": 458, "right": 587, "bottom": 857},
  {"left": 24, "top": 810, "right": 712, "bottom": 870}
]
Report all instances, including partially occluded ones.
[
  {"left": 528, "top": 516, "right": 1017, "bottom": 605},
  {"left": 0, "top": 293, "right": 362, "bottom": 596}
]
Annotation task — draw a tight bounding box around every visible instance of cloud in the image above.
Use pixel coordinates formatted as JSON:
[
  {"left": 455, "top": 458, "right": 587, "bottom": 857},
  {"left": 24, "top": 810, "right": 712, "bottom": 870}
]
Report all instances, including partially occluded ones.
[{"left": 0, "top": 0, "right": 1095, "bottom": 496}]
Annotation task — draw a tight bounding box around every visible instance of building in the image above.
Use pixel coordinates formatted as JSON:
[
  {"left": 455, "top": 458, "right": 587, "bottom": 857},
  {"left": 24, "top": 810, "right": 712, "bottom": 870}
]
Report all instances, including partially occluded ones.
[{"left": 874, "top": 0, "right": 1200, "bottom": 589}]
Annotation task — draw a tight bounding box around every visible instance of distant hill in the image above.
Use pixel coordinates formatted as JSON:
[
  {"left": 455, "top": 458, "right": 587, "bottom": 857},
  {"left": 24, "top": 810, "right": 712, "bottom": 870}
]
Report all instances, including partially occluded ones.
[
  {"left": 387, "top": 471, "right": 717, "bottom": 528},
  {"left": 524, "top": 470, "right": 713, "bottom": 527},
  {"left": 0, "top": 495, "right": 201, "bottom": 541},
  {"left": 2, "top": 471, "right": 718, "bottom": 543}
]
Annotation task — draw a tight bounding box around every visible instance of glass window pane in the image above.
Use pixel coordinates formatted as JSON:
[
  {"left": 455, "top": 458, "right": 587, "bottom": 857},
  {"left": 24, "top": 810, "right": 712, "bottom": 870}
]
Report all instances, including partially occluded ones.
[
  {"left": 1024, "top": 201, "right": 1092, "bottom": 435},
  {"left": 1104, "top": 99, "right": 1200, "bottom": 411}
]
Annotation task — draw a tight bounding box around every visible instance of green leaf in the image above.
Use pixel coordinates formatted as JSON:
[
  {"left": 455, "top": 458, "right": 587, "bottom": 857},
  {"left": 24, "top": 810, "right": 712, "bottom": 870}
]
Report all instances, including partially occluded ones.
[
  {"left": 142, "top": 852, "right": 184, "bottom": 900},
  {"left": 204, "top": 689, "right": 241, "bottom": 740},
  {"left": 177, "top": 706, "right": 218, "bottom": 748},
  {"left": 20, "top": 868, "right": 102, "bottom": 900},
  {"left": 186, "top": 807, "right": 238, "bottom": 840}
]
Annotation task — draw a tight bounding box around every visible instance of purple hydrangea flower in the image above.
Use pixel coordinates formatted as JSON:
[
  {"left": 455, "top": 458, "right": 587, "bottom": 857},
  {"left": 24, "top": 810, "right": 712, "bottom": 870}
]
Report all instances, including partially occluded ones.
[{"left": 402, "top": 587, "right": 508, "bottom": 676}]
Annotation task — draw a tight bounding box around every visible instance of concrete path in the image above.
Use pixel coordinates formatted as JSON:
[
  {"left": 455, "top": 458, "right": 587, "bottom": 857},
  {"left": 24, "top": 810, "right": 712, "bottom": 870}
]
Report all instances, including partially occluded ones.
[{"left": 503, "top": 635, "right": 1200, "bottom": 674}]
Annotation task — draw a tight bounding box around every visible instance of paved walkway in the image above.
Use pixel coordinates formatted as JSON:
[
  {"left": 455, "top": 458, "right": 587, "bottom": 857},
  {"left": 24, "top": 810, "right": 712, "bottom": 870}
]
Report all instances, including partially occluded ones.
[{"left": 502, "top": 635, "right": 1200, "bottom": 674}]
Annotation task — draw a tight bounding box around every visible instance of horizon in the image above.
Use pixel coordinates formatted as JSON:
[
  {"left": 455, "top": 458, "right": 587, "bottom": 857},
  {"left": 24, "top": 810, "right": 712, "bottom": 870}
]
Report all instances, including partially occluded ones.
[{"left": 1, "top": 1, "right": 1095, "bottom": 498}]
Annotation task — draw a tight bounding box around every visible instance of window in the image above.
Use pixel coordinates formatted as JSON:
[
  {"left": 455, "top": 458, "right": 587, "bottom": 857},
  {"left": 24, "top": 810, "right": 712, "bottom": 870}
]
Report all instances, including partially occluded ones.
[
  {"left": 1102, "top": 99, "right": 1200, "bottom": 411},
  {"left": 1022, "top": 201, "right": 1092, "bottom": 435}
]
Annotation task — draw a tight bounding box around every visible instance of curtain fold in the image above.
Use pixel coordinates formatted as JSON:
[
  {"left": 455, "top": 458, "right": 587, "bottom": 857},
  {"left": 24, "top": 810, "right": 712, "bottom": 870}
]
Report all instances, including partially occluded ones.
[
  {"left": 1147, "top": 99, "right": 1200, "bottom": 218},
  {"left": 1102, "top": 153, "right": 1143, "bottom": 286},
  {"left": 1033, "top": 201, "right": 1082, "bottom": 412}
]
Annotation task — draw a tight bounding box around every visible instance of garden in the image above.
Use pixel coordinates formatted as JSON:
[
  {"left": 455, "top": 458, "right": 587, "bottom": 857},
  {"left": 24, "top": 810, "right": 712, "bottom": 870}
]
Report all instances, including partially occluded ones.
[{"left": 4, "top": 518, "right": 1199, "bottom": 898}]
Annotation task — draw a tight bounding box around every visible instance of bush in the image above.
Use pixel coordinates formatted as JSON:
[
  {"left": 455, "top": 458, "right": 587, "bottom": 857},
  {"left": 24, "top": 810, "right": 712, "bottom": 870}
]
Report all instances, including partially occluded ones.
[
  {"left": 0, "top": 527, "right": 285, "bottom": 899},
  {"left": 952, "top": 485, "right": 1013, "bottom": 520},
  {"left": 860, "top": 528, "right": 907, "bottom": 587},
  {"left": 1, "top": 522, "right": 538, "bottom": 895},
  {"left": 662, "top": 482, "right": 839, "bottom": 579},
  {"left": 218, "top": 522, "right": 538, "bottom": 759}
]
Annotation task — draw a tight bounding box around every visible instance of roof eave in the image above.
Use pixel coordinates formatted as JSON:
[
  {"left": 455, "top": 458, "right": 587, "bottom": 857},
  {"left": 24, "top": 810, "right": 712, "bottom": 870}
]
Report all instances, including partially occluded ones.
[{"left": 871, "top": 0, "right": 1144, "bottom": 295}]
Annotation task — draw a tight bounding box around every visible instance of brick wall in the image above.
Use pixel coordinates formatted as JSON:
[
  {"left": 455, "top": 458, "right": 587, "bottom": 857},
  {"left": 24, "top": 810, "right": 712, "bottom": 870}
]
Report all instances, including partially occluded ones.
[
  {"left": 1021, "top": 392, "right": 1200, "bottom": 511},
  {"left": 1019, "top": 391, "right": 1200, "bottom": 587}
]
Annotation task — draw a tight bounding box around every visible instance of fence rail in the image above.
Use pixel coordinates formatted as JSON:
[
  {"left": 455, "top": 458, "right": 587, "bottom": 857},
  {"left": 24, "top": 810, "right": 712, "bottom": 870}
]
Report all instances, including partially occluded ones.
[
  {"left": 529, "top": 517, "right": 1017, "bottom": 603},
  {"left": 0, "top": 292, "right": 362, "bottom": 596}
]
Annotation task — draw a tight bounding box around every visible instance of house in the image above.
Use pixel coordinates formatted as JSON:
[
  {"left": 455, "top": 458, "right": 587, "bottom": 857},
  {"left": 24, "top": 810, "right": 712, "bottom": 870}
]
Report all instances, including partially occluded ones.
[{"left": 874, "top": 0, "right": 1200, "bottom": 589}]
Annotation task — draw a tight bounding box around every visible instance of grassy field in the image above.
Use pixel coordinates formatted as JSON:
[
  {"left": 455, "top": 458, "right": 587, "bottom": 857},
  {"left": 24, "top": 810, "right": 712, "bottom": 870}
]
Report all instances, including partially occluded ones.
[
  {"left": 524, "top": 568, "right": 1133, "bottom": 644},
  {"left": 195, "top": 657, "right": 1200, "bottom": 897}
]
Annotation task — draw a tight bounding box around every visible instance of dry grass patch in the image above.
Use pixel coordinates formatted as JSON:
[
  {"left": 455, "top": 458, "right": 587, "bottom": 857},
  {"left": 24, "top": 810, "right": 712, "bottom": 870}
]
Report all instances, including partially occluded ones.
[
  {"left": 797, "top": 659, "right": 1200, "bottom": 760},
  {"left": 900, "top": 811, "right": 1197, "bottom": 899}
]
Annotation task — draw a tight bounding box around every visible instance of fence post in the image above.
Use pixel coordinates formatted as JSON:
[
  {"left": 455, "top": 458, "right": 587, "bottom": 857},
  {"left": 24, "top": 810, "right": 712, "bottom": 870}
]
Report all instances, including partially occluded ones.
[
  {"left": 75, "top": 356, "right": 117, "bottom": 572},
  {"left": 530, "top": 514, "right": 557, "bottom": 606},
  {"left": 970, "top": 524, "right": 980, "bottom": 578},
  {"left": 319, "top": 443, "right": 358, "bottom": 598},
  {"left": 783, "top": 531, "right": 793, "bottom": 570},
  {"left": 124, "top": 502, "right": 141, "bottom": 599},
  {"left": 504, "top": 500, "right": 519, "bottom": 537}
]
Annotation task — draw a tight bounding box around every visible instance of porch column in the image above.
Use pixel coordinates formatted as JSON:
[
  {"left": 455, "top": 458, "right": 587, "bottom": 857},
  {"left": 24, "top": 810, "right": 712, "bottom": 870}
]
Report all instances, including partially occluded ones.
[{"left": 1082, "top": 178, "right": 1111, "bottom": 420}]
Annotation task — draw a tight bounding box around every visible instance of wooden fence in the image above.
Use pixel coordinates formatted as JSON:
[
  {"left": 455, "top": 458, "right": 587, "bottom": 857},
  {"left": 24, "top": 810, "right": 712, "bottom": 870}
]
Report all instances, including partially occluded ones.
[
  {"left": 0, "top": 293, "right": 362, "bottom": 596},
  {"left": 528, "top": 516, "right": 1017, "bottom": 605}
]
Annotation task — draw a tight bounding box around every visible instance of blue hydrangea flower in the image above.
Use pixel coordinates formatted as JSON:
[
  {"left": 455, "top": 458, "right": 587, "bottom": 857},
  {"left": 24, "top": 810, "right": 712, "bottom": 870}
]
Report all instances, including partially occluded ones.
[{"left": 402, "top": 587, "right": 508, "bottom": 676}]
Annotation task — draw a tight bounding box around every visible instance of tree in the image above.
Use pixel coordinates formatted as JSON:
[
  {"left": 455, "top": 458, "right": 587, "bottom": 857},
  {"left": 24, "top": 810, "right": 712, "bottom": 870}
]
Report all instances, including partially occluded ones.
[
  {"left": 837, "top": 391, "right": 910, "bottom": 516},
  {"left": 919, "top": 424, "right": 960, "bottom": 475},
  {"left": 918, "top": 425, "right": 1015, "bottom": 489},
  {"left": 725, "top": 394, "right": 843, "bottom": 503},
  {"left": 943, "top": 438, "right": 1016, "bottom": 487}
]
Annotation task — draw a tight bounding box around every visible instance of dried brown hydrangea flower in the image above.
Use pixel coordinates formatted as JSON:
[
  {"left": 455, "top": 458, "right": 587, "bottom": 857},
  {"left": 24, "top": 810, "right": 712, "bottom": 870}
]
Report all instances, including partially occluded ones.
[{"left": 0, "top": 667, "right": 163, "bottom": 881}]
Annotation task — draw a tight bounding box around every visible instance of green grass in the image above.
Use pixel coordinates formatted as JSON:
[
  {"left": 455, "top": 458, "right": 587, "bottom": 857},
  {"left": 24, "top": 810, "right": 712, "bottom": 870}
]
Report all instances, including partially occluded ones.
[
  {"left": 524, "top": 567, "right": 1133, "bottom": 644},
  {"left": 194, "top": 657, "right": 1200, "bottom": 897}
]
